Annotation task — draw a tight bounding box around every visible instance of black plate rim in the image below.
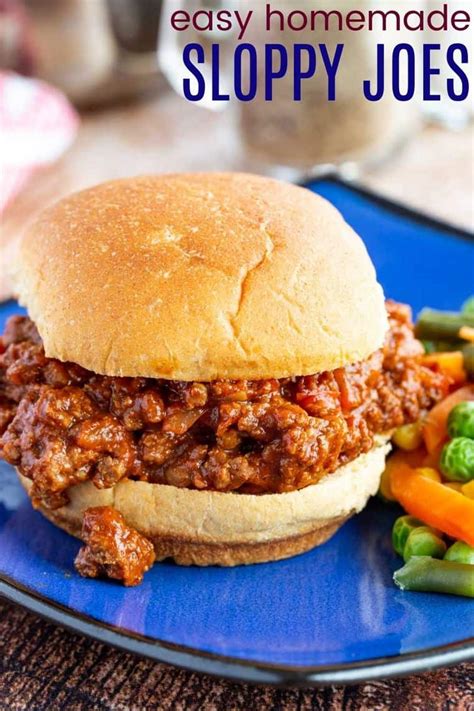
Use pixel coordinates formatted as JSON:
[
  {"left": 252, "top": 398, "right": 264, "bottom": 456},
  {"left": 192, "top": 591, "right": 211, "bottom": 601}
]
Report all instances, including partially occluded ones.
[
  {"left": 1, "top": 177, "right": 473, "bottom": 687},
  {"left": 0, "top": 574, "right": 474, "bottom": 687},
  {"left": 1, "top": 574, "right": 473, "bottom": 687}
]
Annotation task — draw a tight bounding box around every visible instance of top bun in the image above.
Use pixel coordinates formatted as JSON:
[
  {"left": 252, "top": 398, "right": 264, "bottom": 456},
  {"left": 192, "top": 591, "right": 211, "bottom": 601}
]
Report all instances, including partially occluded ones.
[{"left": 16, "top": 173, "right": 387, "bottom": 381}]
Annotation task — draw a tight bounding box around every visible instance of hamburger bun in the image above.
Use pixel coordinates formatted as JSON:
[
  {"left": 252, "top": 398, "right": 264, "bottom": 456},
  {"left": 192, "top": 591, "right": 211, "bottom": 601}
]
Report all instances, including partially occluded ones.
[
  {"left": 16, "top": 172, "right": 388, "bottom": 381},
  {"left": 20, "top": 436, "right": 390, "bottom": 566}
]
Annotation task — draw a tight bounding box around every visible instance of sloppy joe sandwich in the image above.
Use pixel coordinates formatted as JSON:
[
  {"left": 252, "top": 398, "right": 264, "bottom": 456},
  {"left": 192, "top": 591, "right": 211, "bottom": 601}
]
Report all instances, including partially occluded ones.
[{"left": 0, "top": 173, "right": 449, "bottom": 585}]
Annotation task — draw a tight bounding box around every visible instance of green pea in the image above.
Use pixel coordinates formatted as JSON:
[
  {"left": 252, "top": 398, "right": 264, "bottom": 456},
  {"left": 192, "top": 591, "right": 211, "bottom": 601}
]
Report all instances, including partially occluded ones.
[
  {"left": 462, "top": 296, "right": 474, "bottom": 316},
  {"left": 444, "top": 541, "right": 474, "bottom": 565},
  {"left": 392, "top": 516, "right": 423, "bottom": 557},
  {"left": 440, "top": 437, "right": 474, "bottom": 482},
  {"left": 403, "top": 527, "right": 447, "bottom": 563},
  {"left": 447, "top": 402, "right": 474, "bottom": 440}
]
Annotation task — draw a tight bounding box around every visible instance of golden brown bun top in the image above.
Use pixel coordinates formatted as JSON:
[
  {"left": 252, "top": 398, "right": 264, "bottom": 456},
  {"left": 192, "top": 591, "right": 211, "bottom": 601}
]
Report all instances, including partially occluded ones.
[{"left": 17, "top": 173, "right": 387, "bottom": 380}]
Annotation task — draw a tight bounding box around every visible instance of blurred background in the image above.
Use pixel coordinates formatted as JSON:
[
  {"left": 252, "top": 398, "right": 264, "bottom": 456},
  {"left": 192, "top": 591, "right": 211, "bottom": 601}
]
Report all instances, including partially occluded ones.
[{"left": 1, "top": 0, "right": 473, "bottom": 299}]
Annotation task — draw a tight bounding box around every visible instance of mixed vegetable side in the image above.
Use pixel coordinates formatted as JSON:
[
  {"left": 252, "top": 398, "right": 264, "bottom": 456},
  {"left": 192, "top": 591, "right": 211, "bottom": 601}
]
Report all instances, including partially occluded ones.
[{"left": 380, "top": 297, "right": 474, "bottom": 599}]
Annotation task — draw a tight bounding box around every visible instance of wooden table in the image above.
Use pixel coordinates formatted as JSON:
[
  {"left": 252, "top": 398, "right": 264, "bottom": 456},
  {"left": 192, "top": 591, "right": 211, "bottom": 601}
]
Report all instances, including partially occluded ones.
[
  {"left": 0, "top": 91, "right": 473, "bottom": 709},
  {"left": 1, "top": 600, "right": 473, "bottom": 709}
]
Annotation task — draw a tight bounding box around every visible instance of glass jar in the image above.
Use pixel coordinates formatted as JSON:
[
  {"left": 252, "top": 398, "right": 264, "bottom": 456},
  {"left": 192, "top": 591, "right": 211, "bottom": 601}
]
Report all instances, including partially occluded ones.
[{"left": 238, "top": 0, "right": 422, "bottom": 177}]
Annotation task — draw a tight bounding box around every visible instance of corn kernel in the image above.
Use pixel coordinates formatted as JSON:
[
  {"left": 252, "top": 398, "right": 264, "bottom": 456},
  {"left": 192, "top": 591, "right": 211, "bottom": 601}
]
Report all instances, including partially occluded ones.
[
  {"left": 378, "top": 465, "right": 396, "bottom": 501},
  {"left": 445, "top": 482, "right": 464, "bottom": 493},
  {"left": 462, "top": 480, "right": 474, "bottom": 499},
  {"left": 392, "top": 422, "right": 423, "bottom": 451},
  {"left": 415, "top": 467, "right": 442, "bottom": 483}
]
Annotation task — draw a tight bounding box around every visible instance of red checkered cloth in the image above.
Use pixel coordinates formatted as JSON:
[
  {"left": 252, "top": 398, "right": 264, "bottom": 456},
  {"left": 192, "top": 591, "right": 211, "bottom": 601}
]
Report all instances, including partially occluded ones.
[{"left": 0, "top": 71, "right": 79, "bottom": 213}]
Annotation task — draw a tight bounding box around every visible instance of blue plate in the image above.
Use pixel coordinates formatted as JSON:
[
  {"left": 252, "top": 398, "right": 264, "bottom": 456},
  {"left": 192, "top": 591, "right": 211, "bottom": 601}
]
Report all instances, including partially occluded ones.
[{"left": 1, "top": 178, "right": 473, "bottom": 686}]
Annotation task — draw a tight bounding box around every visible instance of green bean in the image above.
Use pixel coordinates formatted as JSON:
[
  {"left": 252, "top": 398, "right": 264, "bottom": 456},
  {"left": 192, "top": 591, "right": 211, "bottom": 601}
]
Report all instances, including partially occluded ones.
[
  {"left": 415, "top": 308, "right": 474, "bottom": 341},
  {"left": 392, "top": 515, "right": 423, "bottom": 557},
  {"left": 440, "top": 437, "right": 474, "bottom": 482},
  {"left": 444, "top": 541, "right": 474, "bottom": 565},
  {"left": 448, "top": 402, "right": 474, "bottom": 440},
  {"left": 425, "top": 339, "right": 465, "bottom": 353},
  {"left": 403, "top": 527, "right": 446, "bottom": 563},
  {"left": 394, "top": 556, "right": 474, "bottom": 598},
  {"left": 421, "top": 340, "right": 437, "bottom": 354}
]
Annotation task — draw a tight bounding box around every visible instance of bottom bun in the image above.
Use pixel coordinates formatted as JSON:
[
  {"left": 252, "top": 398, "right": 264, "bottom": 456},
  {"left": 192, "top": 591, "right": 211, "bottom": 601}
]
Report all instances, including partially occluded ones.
[{"left": 19, "top": 435, "right": 390, "bottom": 566}]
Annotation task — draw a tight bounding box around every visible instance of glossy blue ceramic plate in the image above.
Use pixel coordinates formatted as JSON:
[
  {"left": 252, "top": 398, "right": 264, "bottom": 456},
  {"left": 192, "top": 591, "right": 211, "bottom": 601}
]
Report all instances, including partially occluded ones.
[{"left": 1, "top": 178, "right": 473, "bottom": 686}]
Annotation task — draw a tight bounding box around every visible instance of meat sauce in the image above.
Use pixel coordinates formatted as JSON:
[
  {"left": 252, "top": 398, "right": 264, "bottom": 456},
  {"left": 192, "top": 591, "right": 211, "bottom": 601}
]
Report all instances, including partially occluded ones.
[
  {"left": 0, "top": 302, "right": 449, "bottom": 510},
  {"left": 75, "top": 506, "right": 155, "bottom": 586}
]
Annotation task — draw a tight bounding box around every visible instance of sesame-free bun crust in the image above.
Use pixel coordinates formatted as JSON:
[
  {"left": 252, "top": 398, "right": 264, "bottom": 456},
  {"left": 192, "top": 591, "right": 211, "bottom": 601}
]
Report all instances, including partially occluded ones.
[
  {"left": 17, "top": 173, "right": 387, "bottom": 380},
  {"left": 19, "top": 437, "right": 390, "bottom": 566}
]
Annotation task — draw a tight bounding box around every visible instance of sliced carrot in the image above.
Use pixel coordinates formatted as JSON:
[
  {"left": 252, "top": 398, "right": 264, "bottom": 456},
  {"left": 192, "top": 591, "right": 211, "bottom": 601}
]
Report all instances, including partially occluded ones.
[
  {"left": 389, "top": 453, "right": 474, "bottom": 546},
  {"left": 396, "top": 446, "right": 427, "bottom": 468},
  {"left": 422, "top": 444, "right": 444, "bottom": 469},
  {"left": 380, "top": 449, "right": 425, "bottom": 500},
  {"left": 415, "top": 467, "right": 442, "bottom": 483},
  {"left": 422, "top": 384, "right": 474, "bottom": 453},
  {"left": 422, "top": 351, "right": 467, "bottom": 386}
]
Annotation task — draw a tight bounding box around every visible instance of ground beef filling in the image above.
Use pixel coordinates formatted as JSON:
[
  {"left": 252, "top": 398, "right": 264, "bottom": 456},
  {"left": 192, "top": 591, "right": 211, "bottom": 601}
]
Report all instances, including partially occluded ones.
[
  {"left": 74, "top": 506, "right": 156, "bottom": 586},
  {"left": 0, "top": 302, "right": 449, "bottom": 509}
]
